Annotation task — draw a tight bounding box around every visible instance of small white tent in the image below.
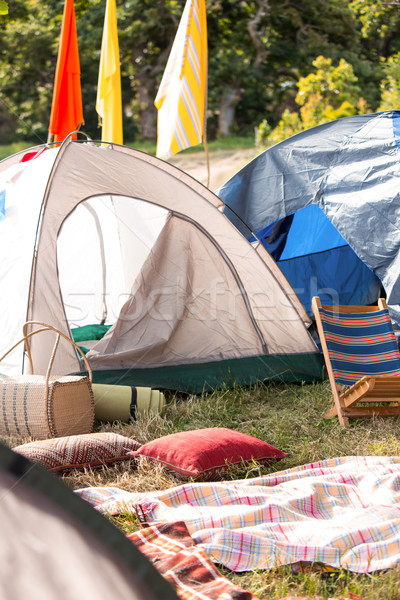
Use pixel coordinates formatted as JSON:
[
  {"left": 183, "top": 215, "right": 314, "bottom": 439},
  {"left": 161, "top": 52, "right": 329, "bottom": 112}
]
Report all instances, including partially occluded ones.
[{"left": 0, "top": 139, "right": 322, "bottom": 392}]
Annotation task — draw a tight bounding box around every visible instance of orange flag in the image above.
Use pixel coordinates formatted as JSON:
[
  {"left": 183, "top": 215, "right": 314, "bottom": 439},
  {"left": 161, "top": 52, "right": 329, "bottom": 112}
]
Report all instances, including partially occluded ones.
[{"left": 48, "top": 0, "right": 84, "bottom": 143}]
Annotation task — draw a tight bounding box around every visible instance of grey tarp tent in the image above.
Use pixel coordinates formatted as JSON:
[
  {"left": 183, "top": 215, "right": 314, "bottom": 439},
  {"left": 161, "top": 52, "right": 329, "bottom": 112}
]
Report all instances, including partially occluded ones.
[
  {"left": 217, "top": 111, "right": 400, "bottom": 318},
  {"left": 0, "top": 442, "right": 179, "bottom": 599},
  {"left": 0, "top": 139, "right": 322, "bottom": 392}
]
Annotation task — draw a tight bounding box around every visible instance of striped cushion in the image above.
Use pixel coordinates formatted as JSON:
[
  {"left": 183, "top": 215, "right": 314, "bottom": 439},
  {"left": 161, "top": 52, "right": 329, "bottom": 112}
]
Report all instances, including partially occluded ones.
[
  {"left": 319, "top": 307, "right": 400, "bottom": 385},
  {"left": 13, "top": 432, "right": 141, "bottom": 472}
]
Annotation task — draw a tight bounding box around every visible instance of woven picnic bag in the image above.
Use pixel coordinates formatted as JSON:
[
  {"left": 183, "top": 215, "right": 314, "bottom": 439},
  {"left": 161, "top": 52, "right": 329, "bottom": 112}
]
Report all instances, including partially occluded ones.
[{"left": 0, "top": 321, "right": 95, "bottom": 439}]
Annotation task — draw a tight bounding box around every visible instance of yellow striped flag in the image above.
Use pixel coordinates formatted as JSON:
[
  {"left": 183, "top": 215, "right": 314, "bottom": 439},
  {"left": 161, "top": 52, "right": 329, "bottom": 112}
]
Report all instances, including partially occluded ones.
[
  {"left": 155, "top": 0, "right": 207, "bottom": 160},
  {"left": 96, "top": 0, "right": 123, "bottom": 144}
]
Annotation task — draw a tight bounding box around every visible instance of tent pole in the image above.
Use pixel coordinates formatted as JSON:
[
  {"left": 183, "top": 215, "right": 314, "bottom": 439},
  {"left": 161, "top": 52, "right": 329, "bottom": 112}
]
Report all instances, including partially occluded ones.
[{"left": 203, "top": 132, "right": 211, "bottom": 189}]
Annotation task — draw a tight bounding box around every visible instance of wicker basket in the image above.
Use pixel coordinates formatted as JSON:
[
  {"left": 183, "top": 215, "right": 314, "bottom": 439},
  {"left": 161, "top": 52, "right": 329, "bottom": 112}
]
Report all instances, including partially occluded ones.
[{"left": 0, "top": 321, "right": 95, "bottom": 439}]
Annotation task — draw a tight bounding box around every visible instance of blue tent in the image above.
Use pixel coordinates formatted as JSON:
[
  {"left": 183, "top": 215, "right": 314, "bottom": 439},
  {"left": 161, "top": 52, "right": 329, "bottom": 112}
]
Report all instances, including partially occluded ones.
[{"left": 217, "top": 111, "right": 400, "bottom": 317}]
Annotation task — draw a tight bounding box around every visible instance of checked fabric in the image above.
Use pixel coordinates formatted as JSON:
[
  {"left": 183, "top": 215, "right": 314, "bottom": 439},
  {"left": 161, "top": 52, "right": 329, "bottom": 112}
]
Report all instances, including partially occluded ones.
[
  {"left": 127, "top": 521, "right": 259, "bottom": 600},
  {"left": 77, "top": 456, "right": 400, "bottom": 574}
]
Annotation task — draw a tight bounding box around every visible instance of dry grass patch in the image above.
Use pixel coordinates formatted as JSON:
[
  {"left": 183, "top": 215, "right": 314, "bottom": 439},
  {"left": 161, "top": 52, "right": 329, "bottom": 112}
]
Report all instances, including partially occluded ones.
[{"left": 225, "top": 563, "right": 400, "bottom": 600}]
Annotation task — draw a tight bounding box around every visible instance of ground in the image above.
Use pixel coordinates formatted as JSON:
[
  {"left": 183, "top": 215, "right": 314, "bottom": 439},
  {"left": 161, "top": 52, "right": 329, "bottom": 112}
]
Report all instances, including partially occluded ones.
[{"left": 168, "top": 147, "right": 257, "bottom": 191}]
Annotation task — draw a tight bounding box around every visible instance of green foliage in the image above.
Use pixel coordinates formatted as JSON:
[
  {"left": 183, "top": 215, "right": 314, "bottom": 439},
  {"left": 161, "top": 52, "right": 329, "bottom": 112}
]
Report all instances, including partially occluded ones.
[
  {"left": 255, "top": 119, "right": 272, "bottom": 149},
  {"left": 263, "top": 55, "right": 369, "bottom": 146},
  {"left": 296, "top": 56, "right": 361, "bottom": 109},
  {"left": 0, "top": 140, "right": 33, "bottom": 161},
  {"left": 0, "top": 2, "right": 61, "bottom": 142},
  {"left": 267, "top": 110, "right": 303, "bottom": 146},
  {"left": 350, "top": 0, "right": 400, "bottom": 58},
  {"left": 0, "top": 1, "right": 399, "bottom": 145},
  {"left": 0, "top": 1, "right": 8, "bottom": 15},
  {"left": 379, "top": 52, "right": 400, "bottom": 111}
]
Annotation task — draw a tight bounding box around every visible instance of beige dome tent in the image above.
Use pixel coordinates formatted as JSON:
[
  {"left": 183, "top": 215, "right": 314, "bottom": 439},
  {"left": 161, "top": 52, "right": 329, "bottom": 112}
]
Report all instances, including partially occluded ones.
[
  {"left": 0, "top": 442, "right": 180, "bottom": 599},
  {"left": 0, "top": 138, "right": 322, "bottom": 392}
]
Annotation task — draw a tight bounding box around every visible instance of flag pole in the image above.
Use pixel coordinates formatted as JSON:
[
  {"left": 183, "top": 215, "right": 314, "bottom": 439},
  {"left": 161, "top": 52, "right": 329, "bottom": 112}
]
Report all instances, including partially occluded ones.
[
  {"left": 203, "top": 132, "right": 210, "bottom": 189},
  {"left": 203, "top": 28, "right": 210, "bottom": 189}
]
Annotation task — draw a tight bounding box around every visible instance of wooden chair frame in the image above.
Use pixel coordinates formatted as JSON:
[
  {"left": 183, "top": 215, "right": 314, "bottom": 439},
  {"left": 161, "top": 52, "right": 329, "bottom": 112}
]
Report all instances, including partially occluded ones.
[{"left": 312, "top": 296, "right": 400, "bottom": 427}]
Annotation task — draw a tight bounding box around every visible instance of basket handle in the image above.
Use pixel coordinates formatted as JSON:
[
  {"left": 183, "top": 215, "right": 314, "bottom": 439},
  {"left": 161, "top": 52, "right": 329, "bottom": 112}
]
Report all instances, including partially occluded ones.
[{"left": 0, "top": 322, "right": 93, "bottom": 385}]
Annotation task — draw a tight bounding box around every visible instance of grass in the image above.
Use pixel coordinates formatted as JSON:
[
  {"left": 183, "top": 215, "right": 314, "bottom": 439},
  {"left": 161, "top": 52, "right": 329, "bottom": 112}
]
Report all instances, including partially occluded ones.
[
  {"left": 5, "top": 380, "right": 400, "bottom": 599},
  {"left": 127, "top": 135, "right": 256, "bottom": 157},
  {"left": 0, "top": 140, "right": 35, "bottom": 160},
  {"left": 225, "top": 562, "right": 400, "bottom": 600},
  {"left": 0, "top": 128, "right": 399, "bottom": 597},
  {"left": 0, "top": 134, "right": 256, "bottom": 161}
]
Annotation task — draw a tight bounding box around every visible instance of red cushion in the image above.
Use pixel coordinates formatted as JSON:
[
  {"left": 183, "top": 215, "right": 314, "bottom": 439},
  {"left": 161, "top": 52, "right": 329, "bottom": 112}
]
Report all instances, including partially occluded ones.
[
  {"left": 13, "top": 432, "right": 141, "bottom": 472},
  {"left": 129, "top": 427, "right": 287, "bottom": 480}
]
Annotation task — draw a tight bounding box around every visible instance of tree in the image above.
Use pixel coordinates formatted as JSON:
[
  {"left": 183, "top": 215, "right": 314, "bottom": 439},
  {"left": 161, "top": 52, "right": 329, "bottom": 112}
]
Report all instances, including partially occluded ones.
[
  {"left": 117, "top": 0, "right": 184, "bottom": 140},
  {"left": 350, "top": 0, "right": 400, "bottom": 59},
  {"left": 0, "top": 0, "right": 398, "bottom": 145},
  {"left": 296, "top": 56, "right": 363, "bottom": 121},
  {"left": 0, "top": 1, "right": 58, "bottom": 142},
  {"left": 265, "top": 55, "right": 367, "bottom": 145},
  {"left": 0, "top": 0, "right": 101, "bottom": 142},
  {"left": 206, "top": 0, "right": 272, "bottom": 137},
  {"left": 379, "top": 52, "right": 400, "bottom": 110},
  {"left": 207, "top": 0, "right": 363, "bottom": 136},
  {"left": 261, "top": 0, "right": 364, "bottom": 121},
  {"left": 348, "top": 0, "right": 400, "bottom": 109}
]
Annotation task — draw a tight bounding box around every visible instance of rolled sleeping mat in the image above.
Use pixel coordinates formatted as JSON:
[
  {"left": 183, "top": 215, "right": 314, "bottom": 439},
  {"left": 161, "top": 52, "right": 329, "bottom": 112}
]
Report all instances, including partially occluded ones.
[{"left": 91, "top": 384, "right": 166, "bottom": 422}]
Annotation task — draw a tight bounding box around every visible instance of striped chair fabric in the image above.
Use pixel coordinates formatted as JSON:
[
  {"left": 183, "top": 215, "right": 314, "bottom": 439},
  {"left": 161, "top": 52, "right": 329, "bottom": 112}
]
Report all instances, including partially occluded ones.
[{"left": 318, "top": 307, "right": 400, "bottom": 386}]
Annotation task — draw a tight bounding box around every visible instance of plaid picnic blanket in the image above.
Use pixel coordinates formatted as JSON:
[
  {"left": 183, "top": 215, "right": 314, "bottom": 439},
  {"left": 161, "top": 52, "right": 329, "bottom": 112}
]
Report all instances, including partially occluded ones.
[
  {"left": 127, "top": 520, "right": 260, "bottom": 600},
  {"left": 77, "top": 455, "right": 400, "bottom": 574},
  {"left": 126, "top": 520, "right": 364, "bottom": 600}
]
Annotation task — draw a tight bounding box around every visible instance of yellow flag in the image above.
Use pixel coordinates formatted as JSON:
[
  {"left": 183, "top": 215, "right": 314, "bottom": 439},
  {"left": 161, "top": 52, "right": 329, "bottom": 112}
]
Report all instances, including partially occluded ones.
[
  {"left": 155, "top": 0, "right": 207, "bottom": 160},
  {"left": 96, "top": 0, "right": 123, "bottom": 144}
]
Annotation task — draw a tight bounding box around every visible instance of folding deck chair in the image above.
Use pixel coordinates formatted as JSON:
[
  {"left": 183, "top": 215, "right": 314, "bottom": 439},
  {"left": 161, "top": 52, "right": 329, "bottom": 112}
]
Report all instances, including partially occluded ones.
[{"left": 312, "top": 296, "right": 400, "bottom": 427}]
